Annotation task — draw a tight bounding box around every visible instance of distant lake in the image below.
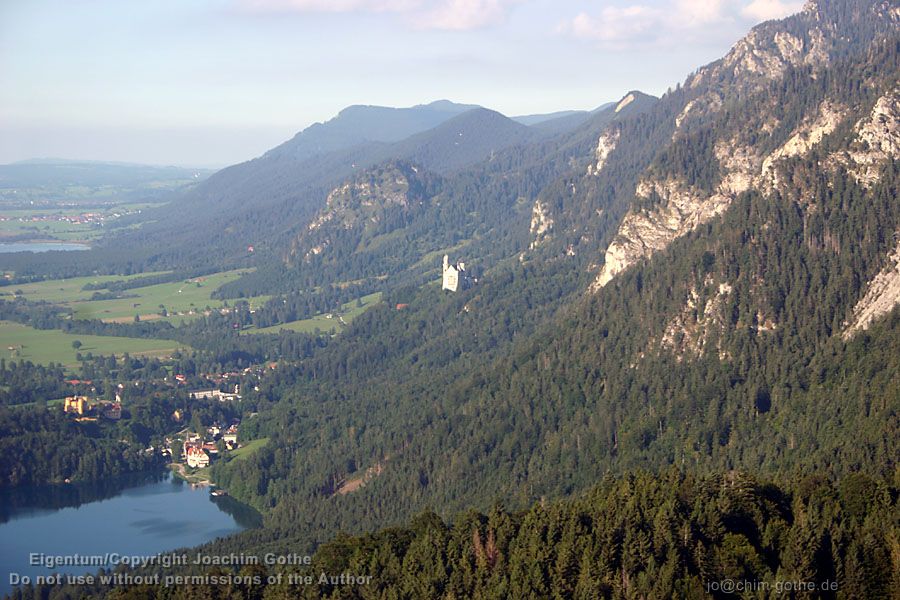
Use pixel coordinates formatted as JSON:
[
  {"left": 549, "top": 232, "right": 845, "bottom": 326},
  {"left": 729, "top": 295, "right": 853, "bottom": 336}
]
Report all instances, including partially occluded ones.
[
  {"left": 0, "top": 242, "right": 90, "bottom": 253},
  {"left": 0, "top": 472, "right": 260, "bottom": 594}
]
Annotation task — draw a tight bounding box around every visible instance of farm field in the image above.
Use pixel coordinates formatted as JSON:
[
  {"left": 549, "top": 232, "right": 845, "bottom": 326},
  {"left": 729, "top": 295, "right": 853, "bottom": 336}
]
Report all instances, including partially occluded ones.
[
  {"left": 0, "top": 272, "right": 170, "bottom": 303},
  {"left": 0, "top": 320, "right": 187, "bottom": 367},
  {"left": 0, "top": 215, "right": 101, "bottom": 242},
  {"left": 0, "top": 203, "right": 165, "bottom": 242},
  {"left": 2, "top": 269, "right": 269, "bottom": 323},
  {"left": 247, "top": 292, "right": 382, "bottom": 335}
]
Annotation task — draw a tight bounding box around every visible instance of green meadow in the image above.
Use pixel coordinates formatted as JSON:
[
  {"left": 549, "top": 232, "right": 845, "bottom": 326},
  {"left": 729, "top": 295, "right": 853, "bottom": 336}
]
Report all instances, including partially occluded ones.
[
  {"left": 0, "top": 269, "right": 271, "bottom": 366},
  {"left": 247, "top": 292, "right": 382, "bottom": 335},
  {"left": 0, "top": 321, "right": 186, "bottom": 367},
  {"left": 0, "top": 272, "right": 170, "bottom": 303},
  {"left": 0, "top": 270, "right": 370, "bottom": 366},
  {"left": 2, "top": 269, "right": 268, "bottom": 323},
  {"left": 229, "top": 437, "right": 269, "bottom": 462}
]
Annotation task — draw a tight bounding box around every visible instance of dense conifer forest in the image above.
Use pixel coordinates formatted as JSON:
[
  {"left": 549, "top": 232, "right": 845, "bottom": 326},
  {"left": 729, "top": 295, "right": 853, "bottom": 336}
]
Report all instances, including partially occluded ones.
[{"left": 2, "top": 1, "right": 900, "bottom": 597}]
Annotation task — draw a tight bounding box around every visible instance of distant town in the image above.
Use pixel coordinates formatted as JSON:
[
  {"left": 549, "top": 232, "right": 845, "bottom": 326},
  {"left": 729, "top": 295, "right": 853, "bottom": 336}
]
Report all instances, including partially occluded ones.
[{"left": 58, "top": 369, "right": 263, "bottom": 487}]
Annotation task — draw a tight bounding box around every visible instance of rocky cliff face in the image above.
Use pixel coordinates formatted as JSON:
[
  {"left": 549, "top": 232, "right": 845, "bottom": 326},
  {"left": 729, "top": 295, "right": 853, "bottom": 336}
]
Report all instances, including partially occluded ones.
[
  {"left": 529, "top": 200, "right": 553, "bottom": 249},
  {"left": 615, "top": 93, "right": 636, "bottom": 113},
  {"left": 759, "top": 101, "right": 847, "bottom": 190},
  {"left": 672, "top": 4, "right": 830, "bottom": 134},
  {"left": 591, "top": 1, "right": 900, "bottom": 294},
  {"left": 833, "top": 88, "right": 900, "bottom": 186},
  {"left": 591, "top": 180, "right": 734, "bottom": 290},
  {"left": 289, "top": 162, "right": 430, "bottom": 263},
  {"left": 591, "top": 132, "right": 762, "bottom": 291},
  {"left": 844, "top": 238, "right": 900, "bottom": 337},
  {"left": 586, "top": 0, "right": 900, "bottom": 356},
  {"left": 586, "top": 129, "right": 619, "bottom": 177},
  {"left": 308, "top": 177, "right": 412, "bottom": 232},
  {"left": 658, "top": 278, "right": 734, "bottom": 361}
]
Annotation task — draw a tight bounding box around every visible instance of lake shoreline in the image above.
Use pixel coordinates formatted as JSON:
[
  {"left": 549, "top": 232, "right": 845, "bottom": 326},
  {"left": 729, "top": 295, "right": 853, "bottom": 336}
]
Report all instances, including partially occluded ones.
[
  {"left": 0, "top": 470, "right": 253, "bottom": 595},
  {"left": 168, "top": 462, "right": 214, "bottom": 487}
]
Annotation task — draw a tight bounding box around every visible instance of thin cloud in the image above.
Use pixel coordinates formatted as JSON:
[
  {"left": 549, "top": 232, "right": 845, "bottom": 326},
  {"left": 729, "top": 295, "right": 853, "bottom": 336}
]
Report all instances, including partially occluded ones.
[
  {"left": 678, "top": 0, "right": 728, "bottom": 25},
  {"left": 414, "top": 0, "right": 523, "bottom": 30},
  {"left": 239, "top": 0, "right": 422, "bottom": 13},
  {"left": 741, "top": 0, "right": 803, "bottom": 20},
  {"left": 565, "top": 6, "right": 663, "bottom": 44},
  {"left": 559, "top": 0, "right": 804, "bottom": 47},
  {"left": 238, "top": 0, "right": 523, "bottom": 29}
]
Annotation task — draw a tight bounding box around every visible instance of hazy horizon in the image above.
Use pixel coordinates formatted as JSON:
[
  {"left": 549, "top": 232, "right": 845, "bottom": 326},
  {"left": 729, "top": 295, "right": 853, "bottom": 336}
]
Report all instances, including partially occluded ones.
[
  {"left": 1, "top": 0, "right": 803, "bottom": 167},
  {"left": 0, "top": 98, "right": 608, "bottom": 170}
]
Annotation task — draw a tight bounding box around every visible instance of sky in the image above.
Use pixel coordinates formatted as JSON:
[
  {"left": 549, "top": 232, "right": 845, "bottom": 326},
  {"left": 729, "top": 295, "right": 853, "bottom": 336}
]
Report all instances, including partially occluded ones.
[{"left": 0, "top": 0, "right": 803, "bottom": 168}]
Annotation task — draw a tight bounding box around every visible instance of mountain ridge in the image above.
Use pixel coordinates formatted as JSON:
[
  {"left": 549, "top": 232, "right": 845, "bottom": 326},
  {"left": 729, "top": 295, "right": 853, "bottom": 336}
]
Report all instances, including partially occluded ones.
[{"left": 262, "top": 99, "right": 480, "bottom": 162}]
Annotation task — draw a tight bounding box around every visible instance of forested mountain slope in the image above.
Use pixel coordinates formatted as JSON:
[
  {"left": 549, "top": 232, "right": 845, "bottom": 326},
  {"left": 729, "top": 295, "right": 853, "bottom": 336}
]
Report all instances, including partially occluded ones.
[
  {"left": 193, "top": 0, "right": 900, "bottom": 559},
  {"left": 93, "top": 472, "right": 896, "bottom": 600},
  {"left": 48, "top": 107, "right": 557, "bottom": 278},
  {"left": 263, "top": 100, "right": 479, "bottom": 163},
  {"left": 210, "top": 92, "right": 656, "bottom": 299},
  {"left": 6, "top": 2, "right": 900, "bottom": 598}
]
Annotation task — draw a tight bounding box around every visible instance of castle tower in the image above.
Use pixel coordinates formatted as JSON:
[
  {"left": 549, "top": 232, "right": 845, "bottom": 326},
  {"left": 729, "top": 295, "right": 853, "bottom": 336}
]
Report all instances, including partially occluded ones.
[{"left": 442, "top": 255, "right": 459, "bottom": 292}]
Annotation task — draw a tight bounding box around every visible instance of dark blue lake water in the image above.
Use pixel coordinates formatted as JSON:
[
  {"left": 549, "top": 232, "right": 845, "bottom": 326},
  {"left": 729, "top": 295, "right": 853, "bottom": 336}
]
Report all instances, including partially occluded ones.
[
  {"left": 0, "top": 472, "right": 259, "bottom": 594},
  {"left": 0, "top": 242, "right": 89, "bottom": 253}
]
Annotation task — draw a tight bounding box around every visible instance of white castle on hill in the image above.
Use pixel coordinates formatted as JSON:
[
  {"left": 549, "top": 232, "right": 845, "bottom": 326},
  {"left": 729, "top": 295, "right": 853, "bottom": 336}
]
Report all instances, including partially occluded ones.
[{"left": 442, "top": 255, "right": 474, "bottom": 292}]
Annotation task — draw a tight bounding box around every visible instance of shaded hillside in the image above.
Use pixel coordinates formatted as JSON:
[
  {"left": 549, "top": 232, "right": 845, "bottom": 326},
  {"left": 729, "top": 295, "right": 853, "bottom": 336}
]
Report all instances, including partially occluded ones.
[
  {"left": 263, "top": 100, "right": 479, "bottom": 162},
  {"left": 389, "top": 108, "right": 535, "bottom": 173},
  {"left": 198, "top": 0, "right": 900, "bottom": 561},
  {"left": 513, "top": 109, "right": 587, "bottom": 126},
  {"left": 213, "top": 92, "right": 656, "bottom": 299},
  {"left": 522, "top": 101, "right": 618, "bottom": 136},
  {"left": 81, "top": 109, "right": 539, "bottom": 275}
]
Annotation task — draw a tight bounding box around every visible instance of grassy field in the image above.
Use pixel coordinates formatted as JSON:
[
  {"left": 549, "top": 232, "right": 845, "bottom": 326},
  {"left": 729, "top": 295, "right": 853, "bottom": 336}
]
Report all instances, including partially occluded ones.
[
  {"left": 0, "top": 271, "right": 170, "bottom": 303},
  {"left": 230, "top": 437, "right": 269, "bottom": 461},
  {"left": 0, "top": 320, "right": 187, "bottom": 367},
  {"left": 68, "top": 270, "right": 265, "bottom": 321},
  {"left": 2, "top": 269, "right": 268, "bottom": 323},
  {"left": 247, "top": 292, "right": 382, "bottom": 335},
  {"left": 0, "top": 216, "right": 102, "bottom": 242},
  {"left": 0, "top": 204, "right": 166, "bottom": 242}
]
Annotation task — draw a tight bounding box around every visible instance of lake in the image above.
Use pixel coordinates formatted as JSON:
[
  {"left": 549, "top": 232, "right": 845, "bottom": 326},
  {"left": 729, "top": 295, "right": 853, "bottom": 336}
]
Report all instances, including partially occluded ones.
[
  {"left": 0, "top": 472, "right": 259, "bottom": 594},
  {"left": 0, "top": 242, "right": 90, "bottom": 253}
]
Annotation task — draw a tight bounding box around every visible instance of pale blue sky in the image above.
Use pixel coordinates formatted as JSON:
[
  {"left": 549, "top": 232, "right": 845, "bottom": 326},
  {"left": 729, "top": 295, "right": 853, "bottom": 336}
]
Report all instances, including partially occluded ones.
[{"left": 0, "top": 0, "right": 802, "bottom": 167}]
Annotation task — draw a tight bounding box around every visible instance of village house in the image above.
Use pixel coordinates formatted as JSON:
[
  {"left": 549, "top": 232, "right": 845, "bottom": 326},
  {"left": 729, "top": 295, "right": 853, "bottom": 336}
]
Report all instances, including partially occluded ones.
[
  {"left": 223, "top": 425, "right": 239, "bottom": 449},
  {"left": 101, "top": 401, "right": 122, "bottom": 420},
  {"left": 182, "top": 434, "right": 202, "bottom": 455},
  {"left": 189, "top": 386, "right": 241, "bottom": 402},
  {"left": 185, "top": 447, "right": 210, "bottom": 469}
]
